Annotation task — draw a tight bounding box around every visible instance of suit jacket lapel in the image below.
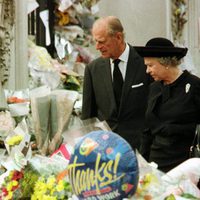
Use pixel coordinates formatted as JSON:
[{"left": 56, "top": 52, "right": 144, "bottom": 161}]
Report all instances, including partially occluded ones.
[{"left": 120, "top": 47, "right": 140, "bottom": 107}]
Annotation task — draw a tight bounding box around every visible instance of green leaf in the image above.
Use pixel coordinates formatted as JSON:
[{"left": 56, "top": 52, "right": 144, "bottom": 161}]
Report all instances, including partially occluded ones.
[
  {"left": 181, "top": 193, "right": 199, "bottom": 199},
  {"left": 164, "top": 194, "right": 176, "bottom": 200}
]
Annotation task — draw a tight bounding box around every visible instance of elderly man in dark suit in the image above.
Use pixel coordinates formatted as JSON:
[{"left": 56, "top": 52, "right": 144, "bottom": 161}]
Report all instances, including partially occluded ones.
[{"left": 81, "top": 16, "right": 152, "bottom": 150}]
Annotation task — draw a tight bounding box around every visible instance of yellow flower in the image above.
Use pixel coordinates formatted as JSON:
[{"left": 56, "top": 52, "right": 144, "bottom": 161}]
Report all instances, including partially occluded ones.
[
  {"left": 136, "top": 185, "right": 142, "bottom": 194},
  {"left": 7, "top": 135, "right": 23, "bottom": 146},
  {"left": 47, "top": 176, "right": 56, "bottom": 189},
  {"left": 56, "top": 180, "right": 64, "bottom": 192},
  {"left": 43, "top": 195, "right": 57, "bottom": 200},
  {"left": 6, "top": 182, "right": 13, "bottom": 191},
  {"left": 5, "top": 191, "right": 13, "bottom": 200},
  {"left": 8, "top": 171, "right": 14, "bottom": 179},
  {"left": 12, "top": 180, "right": 18, "bottom": 187},
  {"left": 34, "top": 179, "right": 47, "bottom": 194},
  {"left": 32, "top": 175, "right": 72, "bottom": 199},
  {"left": 50, "top": 188, "right": 56, "bottom": 195},
  {"left": 175, "top": 8, "right": 181, "bottom": 15},
  {"left": 31, "top": 193, "right": 44, "bottom": 200}
]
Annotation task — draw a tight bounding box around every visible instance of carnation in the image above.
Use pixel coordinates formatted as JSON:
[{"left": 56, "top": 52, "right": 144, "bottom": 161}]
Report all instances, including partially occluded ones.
[
  {"left": 0, "top": 111, "right": 15, "bottom": 131},
  {"left": 0, "top": 111, "right": 15, "bottom": 138}
]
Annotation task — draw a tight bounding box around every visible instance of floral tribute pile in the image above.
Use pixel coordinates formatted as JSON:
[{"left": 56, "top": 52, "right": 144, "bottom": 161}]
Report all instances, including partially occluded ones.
[
  {"left": 0, "top": 164, "right": 72, "bottom": 200},
  {"left": 0, "top": 82, "right": 200, "bottom": 200},
  {"left": 0, "top": 167, "right": 36, "bottom": 199},
  {"left": 131, "top": 153, "right": 200, "bottom": 200},
  {"left": 0, "top": 111, "right": 74, "bottom": 200},
  {"left": 28, "top": 0, "right": 102, "bottom": 92},
  {"left": 0, "top": 112, "right": 200, "bottom": 200}
]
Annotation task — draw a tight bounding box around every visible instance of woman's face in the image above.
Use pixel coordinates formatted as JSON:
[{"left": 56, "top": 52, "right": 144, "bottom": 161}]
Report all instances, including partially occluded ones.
[{"left": 144, "top": 57, "right": 167, "bottom": 81}]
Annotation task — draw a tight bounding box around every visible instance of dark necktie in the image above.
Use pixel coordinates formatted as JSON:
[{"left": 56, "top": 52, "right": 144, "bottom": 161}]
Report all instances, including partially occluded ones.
[{"left": 113, "top": 59, "right": 123, "bottom": 107}]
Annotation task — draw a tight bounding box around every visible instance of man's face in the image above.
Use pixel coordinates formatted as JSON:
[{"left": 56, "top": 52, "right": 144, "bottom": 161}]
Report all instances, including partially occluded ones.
[{"left": 92, "top": 27, "right": 121, "bottom": 59}]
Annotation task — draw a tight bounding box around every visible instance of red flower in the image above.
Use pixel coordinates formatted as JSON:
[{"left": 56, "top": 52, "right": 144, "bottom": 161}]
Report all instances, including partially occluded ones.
[
  {"left": 12, "top": 184, "right": 19, "bottom": 191},
  {"left": 2, "top": 187, "right": 8, "bottom": 196},
  {"left": 12, "top": 171, "right": 23, "bottom": 181}
]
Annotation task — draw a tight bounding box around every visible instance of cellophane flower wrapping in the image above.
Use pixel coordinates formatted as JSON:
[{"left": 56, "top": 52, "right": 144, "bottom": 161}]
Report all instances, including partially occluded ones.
[
  {"left": 131, "top": 152, "right": 200, "bottom": 200},
  {"left": 3, "top": 118, "right": 32, "bottom": 171},
  {"left": 0, "top": 119, "right": 35, "bottom": 200},
  {"left": 30, "top": 86, "right": 51, "bottom": 155},
  {"left": 0, "top": 151, "right": 72, "bottom": 199},
  {"left": 48, "top": 89, "right": 79, "bottom": 154},
  {"left": 4, "top": 89, "right": 30, "bottom": 118},
  {"left": 62, "top": 117, "right": 112, "bottom": 148},
  {"left": 29, "top": 154, "right": 73, "bottom": 199},
  {"left": 30, "top": 86, "right": 79, "bottom": 155},
  {"left": 28, "top": 39, "right": 61, "bottom": 90},
  {"left": 0, "top": 111, "right": 15, "bottom": 139},
  {"left": 162, "top": 158, "right": 200, "bottom": 199},
  {"left": 0, "top": 165, "right": 40, "bottom": 200},
  {"left": 131, "top": 151, "right": 166, "bottom": 200}
]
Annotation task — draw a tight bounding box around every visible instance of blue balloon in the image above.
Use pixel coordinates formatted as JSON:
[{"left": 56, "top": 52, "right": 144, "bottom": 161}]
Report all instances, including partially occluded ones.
[{"left": 68, "top": 131, "right": 139, "bottom": 200}]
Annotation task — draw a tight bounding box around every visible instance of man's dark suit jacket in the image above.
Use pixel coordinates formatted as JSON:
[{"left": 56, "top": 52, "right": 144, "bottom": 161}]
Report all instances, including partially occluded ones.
[{"left": 81, "top": 45, "right": 152, "bottom": 149}]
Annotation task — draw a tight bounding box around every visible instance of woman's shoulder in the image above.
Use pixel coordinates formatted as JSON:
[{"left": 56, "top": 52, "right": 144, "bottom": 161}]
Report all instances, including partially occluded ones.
[
  {"left": 180, "top": 71, "right": 200, "bottom": 95},
  {"left": 183, "top": 70, "right": 200, "bottom": 84},
  {"left": 183, "top": 71, "right": 200, "bottom": 102}
]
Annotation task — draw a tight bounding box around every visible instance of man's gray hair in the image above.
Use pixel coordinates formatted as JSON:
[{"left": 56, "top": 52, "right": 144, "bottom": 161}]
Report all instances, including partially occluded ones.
[{"left": 93, "top": 16, "right": 125, "bottom": 39}]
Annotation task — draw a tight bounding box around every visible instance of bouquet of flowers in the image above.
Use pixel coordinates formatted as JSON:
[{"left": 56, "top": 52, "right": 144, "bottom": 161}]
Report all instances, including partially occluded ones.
[
  {"left": 2, "top": 119, "right": 32, "bottom": 172},
  {"left": 30, "top": 86, "right": 79, "bottom": 155},
  {"left": 132, "top": 153, "right": 166, "bottom": 200},
  {"left": 0, "top": 111, "right": 15, "bottom": 140},
  {"left": 29, "top": 154, "right": 73, "bottom": 199},
  {"left": 0, "top": 170, "right": 24, "bottom": 199},
  {"left": 31, "top": 173, "right": 72, "bottom": 200},
  {"left": 4, "top": 89, "right": 30, "bottom": 120},
  {"left": 0, "top": 154, "right": 73, "bottom": 199},
  {"left": 131, "top": 152, "right": 200, "bottom": 200},
  {"left": 163, "top": 158, "right": 200, "bottom": 200},
  {"left": 0, "top": 164, "right": 39, "bottom": 200}
]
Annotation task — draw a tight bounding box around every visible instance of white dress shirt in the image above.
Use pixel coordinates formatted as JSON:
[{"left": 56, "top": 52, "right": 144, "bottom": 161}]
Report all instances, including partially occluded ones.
[{"left": 110, "top": 43, "right": 130, "bottom": 81}]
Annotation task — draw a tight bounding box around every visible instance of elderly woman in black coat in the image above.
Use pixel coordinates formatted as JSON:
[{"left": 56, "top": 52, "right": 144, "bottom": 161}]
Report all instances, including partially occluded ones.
[{"left": 135, "top": 37, "right": 200, "bottom": 173}]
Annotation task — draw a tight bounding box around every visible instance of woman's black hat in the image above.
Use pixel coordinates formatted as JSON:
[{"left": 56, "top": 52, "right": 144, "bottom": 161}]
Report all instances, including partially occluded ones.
[{"left": 134, "top": 37, "right": 188, "bottom": 59}]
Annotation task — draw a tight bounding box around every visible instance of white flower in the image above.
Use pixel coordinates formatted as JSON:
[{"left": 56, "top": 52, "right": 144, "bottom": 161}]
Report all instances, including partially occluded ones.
[{"left": 0, "top": 111, "right": 15, "bottom": 136}]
